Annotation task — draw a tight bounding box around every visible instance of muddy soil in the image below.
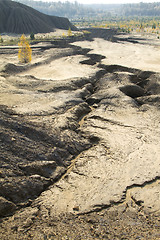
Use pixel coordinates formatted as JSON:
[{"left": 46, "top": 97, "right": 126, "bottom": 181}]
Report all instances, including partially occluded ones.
[{"left": 0, "top": 29, "right": 160, "bottom": 239}]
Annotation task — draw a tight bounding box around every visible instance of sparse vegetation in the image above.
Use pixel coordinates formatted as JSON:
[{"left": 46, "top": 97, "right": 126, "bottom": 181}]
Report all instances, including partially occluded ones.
[
  {"left": 30, "top": 32, "right": 35, "bottom": 40},
  {"left": 18, "top": 34, "right": 32, "bottom": 63},
  {"left": 0, "top": 35, "right": 3, "bottom": 44},
  {"left": 68, "top": 27, "right": 72, "bottom": 37},
  {"left": 73, "top": 16, "right": 160, "bottom": 40}
]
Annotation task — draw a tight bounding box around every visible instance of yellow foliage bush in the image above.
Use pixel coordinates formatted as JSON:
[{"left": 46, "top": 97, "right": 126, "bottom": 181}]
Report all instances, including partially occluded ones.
[
  {"left": 68, "top": 27, "right": 72, "bottom": 36},
  {"left": 18, "top": 34, "right": 32, "bottom": 63}
]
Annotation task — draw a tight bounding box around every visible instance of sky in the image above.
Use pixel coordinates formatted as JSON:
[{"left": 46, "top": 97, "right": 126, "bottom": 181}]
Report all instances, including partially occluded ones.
[{"left": 35, "top": 0, "right": 160, "bottom": 4}]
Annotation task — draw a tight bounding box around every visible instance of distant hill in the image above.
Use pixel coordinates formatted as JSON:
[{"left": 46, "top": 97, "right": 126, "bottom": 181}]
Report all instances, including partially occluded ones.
[
  {"left": 14, "top": 0, "right": 96, "bottom": 19},
  {"left": 14, "top": 0, "right": 160, "bottom": 19},
  {"left": 0, "top": 0, "right": 77, "bottom": 34}
]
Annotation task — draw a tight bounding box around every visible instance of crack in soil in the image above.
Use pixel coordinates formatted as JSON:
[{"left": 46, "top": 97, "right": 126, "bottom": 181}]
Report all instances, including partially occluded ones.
[
  {"left": 75, "top": 177, "right": 160, "bottom": 216},
  {"left": 0, "top": 44, "right": 107, "bottom": 218}
]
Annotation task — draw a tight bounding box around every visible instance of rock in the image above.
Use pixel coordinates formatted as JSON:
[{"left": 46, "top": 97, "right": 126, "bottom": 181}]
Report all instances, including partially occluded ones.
[
  {"left": 0, "top": 175, "right": 50, "bottom": 204},
  {"left": 119, "top": 84, "right": 145, "bottom": 98},
  {"left": 0, "top": 197, "right": 16, "bottom": 217},
  {"left": 136, "top": 95, "right": 160, "bottom": 107},
  {"left": 18, "top": 161, "right": 66, "bottom": 179}
]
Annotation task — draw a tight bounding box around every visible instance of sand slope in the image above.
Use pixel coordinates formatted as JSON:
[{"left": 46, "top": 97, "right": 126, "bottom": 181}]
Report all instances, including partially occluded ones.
[{"left": 0, "top": 0, "right": 77, "bottom": 34}]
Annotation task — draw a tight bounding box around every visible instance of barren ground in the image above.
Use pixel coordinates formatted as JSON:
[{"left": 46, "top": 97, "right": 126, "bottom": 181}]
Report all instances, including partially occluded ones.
[{"left": 0, "top": 29, "right": 160, "bottom": 239}]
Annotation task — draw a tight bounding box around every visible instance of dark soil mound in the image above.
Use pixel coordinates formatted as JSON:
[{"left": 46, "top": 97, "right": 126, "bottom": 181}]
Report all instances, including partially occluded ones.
[{"left": 0, "top": 0, "right": 77, "bottom": 34}]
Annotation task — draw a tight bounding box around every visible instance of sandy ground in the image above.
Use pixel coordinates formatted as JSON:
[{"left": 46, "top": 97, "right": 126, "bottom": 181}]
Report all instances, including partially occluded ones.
[
  {"left": 72, "top": 34, "right": 160, "bottom": 73},
  {"left": 1, "top": 31, "right": 160, "bottom": 77},
  {"left": 19, "top": 55, "right": 98, "bottom": 80},
  {"left": 0, "top": 30, "right": 160, "bottom": 239}
]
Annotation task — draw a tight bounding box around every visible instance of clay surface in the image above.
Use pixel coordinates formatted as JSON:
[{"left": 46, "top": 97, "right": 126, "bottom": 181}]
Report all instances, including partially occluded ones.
[{"left": 0, "top": 29, "right": 160, "bottom": 239}]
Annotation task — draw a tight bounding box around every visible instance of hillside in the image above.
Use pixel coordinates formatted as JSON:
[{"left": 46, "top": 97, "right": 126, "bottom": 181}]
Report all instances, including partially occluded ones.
[{"left": 0, "top": 0, "right": 77, "bottom": 34}]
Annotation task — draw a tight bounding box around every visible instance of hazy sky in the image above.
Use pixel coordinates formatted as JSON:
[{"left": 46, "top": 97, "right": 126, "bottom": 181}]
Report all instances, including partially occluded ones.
[{"left": 35, "top": 0, "right": 160, "bottom": 4}]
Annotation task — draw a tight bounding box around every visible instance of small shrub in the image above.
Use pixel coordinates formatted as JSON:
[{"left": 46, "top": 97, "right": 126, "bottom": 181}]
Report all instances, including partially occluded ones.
[
  {"left": 152, "top": 23, "right": 156, "bottom": 29},
  {"left": 30, "top": 32, "right": 35, "bottom": 40},
  {"left": 0, "top": 35, "right": 3, "bottom": 44},
  {"left": 68, "top": 27, "right": 72, "bottom": 37},
  {"left": 62, "top": 33, "right": 66, "bottom": 38}
]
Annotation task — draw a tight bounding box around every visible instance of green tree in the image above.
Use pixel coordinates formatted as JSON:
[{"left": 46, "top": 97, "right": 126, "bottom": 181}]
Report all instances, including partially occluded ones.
[
  {"left": 30, "top": 32, "right": 35, "bottom": 40},
  {"left": 152, "top": 23, "right": 156, "bottom": 29},
  {"left": 0, "top": 35, "right": 3, "bottom": 44}
]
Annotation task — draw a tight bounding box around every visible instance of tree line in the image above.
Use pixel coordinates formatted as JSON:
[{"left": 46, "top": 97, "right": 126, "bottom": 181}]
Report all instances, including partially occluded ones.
[
  {"left": 15, "top": 0, "right": 96, "bottom": 19},
  {"left": 14, "top": 0, "right": 160, "bottom": 19},
  {"left": 121, "top": 2, "right": 160, "bottom": 17}
]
